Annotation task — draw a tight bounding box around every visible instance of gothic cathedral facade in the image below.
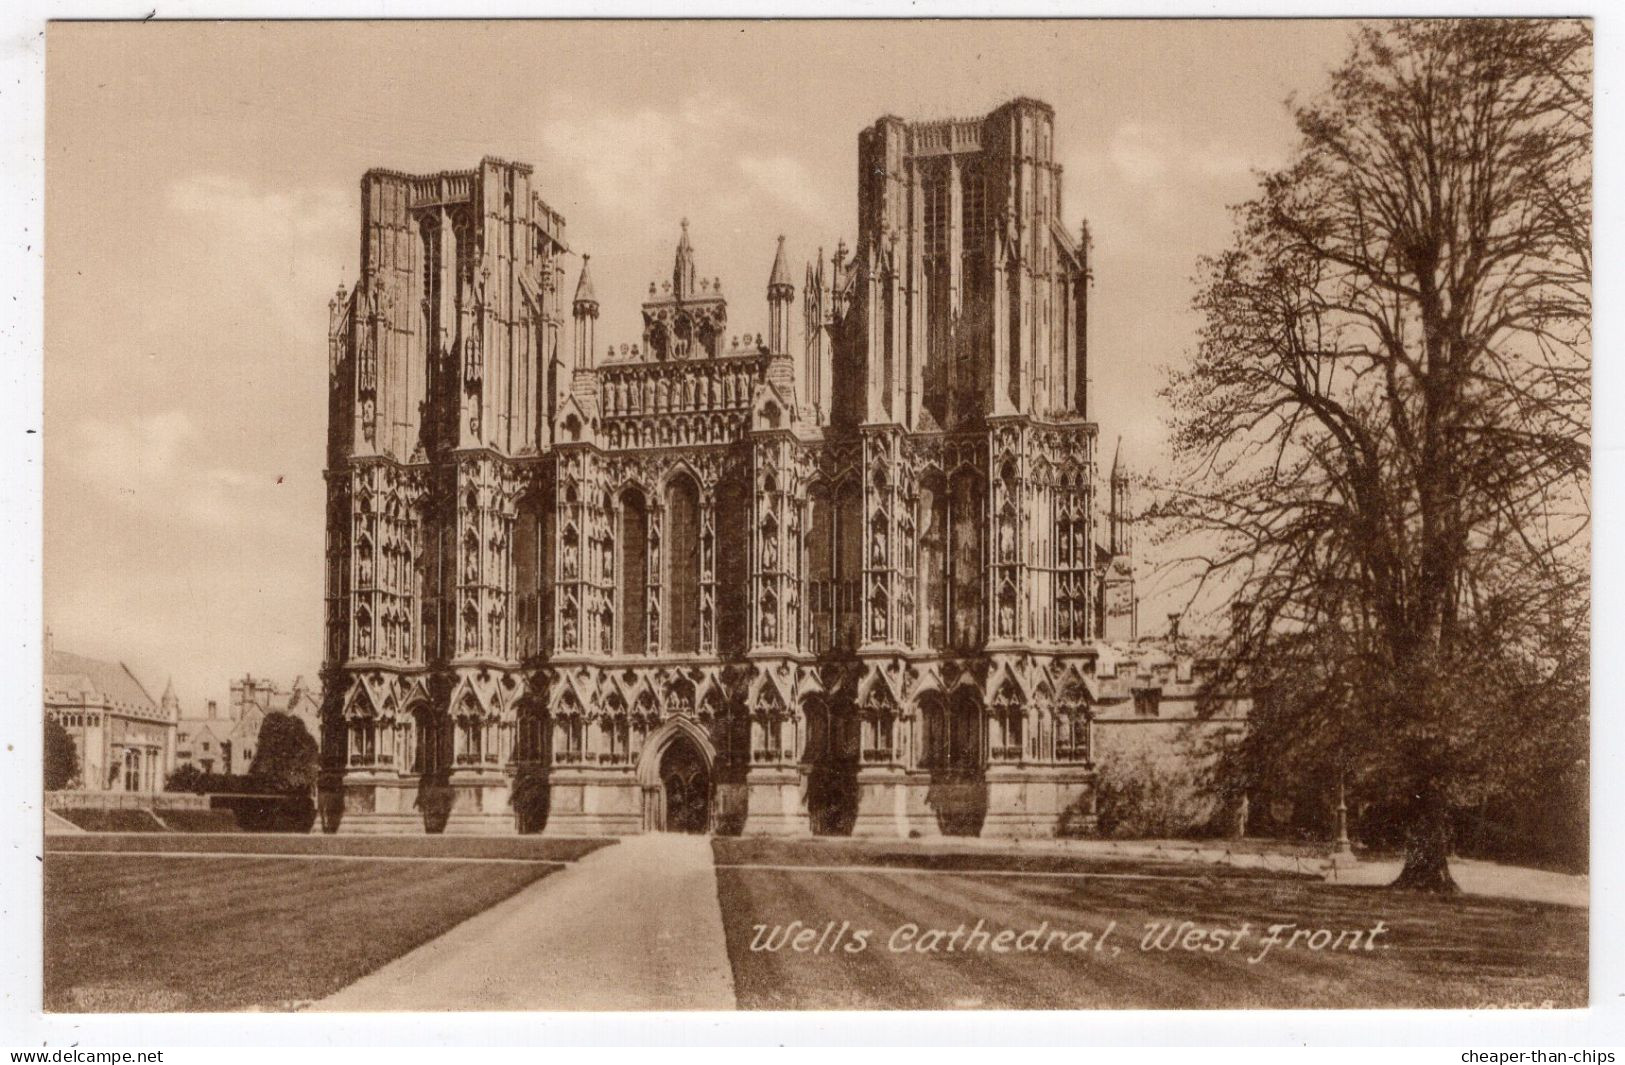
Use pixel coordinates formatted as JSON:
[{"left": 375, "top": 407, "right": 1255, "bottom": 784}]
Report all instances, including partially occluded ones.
[{"left": 320, "top": 98, "right": 1141, "bottom": 836}]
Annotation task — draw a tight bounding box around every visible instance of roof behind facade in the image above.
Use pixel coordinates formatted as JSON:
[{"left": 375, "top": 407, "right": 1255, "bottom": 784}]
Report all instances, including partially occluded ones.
[{"left": 44, "top": 648, "right": 158, "bottom": 712}]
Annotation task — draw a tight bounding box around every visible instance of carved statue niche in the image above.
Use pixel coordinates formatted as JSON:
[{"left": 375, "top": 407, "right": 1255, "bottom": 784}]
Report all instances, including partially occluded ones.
[
  {"left": 562, "top": 528, "right": 580, "bottom": 581},
  {"left": 761, "top": 520, "right": 779, "bottom": 571},
  {"left": 561, "top": 601, "right": 578, "bottom": 649}
]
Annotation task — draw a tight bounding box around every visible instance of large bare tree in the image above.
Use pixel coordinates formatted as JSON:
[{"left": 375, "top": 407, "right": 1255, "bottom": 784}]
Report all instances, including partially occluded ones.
[{"left": 1159, "top": 19, "right": 1590, "bottom": 891}]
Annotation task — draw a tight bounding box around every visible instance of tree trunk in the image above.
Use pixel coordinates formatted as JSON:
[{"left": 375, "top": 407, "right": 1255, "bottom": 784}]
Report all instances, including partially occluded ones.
[{"left": 1391, "top": 789, "right": 1459, "bottom": 893}]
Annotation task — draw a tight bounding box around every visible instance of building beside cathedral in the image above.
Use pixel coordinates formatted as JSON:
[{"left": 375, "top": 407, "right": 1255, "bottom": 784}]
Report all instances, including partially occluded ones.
[
  {"left": 43, "top": 632, "right": 175, "bottom": 793},
  {"left": 175, "top": 674, "right": 322, "bottom": 776},
  {"left": 319, "top": 97, "right": 1236, "bottom": 836}
]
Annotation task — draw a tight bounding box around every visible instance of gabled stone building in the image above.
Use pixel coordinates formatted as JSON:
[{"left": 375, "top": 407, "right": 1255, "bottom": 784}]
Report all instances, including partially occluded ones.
[
  {"left": 43, "top": 633, "right": 174, "bottom": 793},
  {"left": 175, "top": 674, "right": 322, "bottom": 776},
  {"left": 320, "top": 98, "right": 1181, "bottom": 836}
]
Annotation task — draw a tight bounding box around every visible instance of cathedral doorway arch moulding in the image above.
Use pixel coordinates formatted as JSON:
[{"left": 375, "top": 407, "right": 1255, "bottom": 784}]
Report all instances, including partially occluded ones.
[{"left": 636, "top": 715, "right": 717, "bottom": 833}]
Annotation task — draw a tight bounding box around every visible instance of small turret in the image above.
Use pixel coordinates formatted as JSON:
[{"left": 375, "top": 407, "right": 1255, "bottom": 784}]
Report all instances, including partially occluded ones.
[
  {"left": 767, "top": 236, "right": 794, "bottom": 356},
  {"left": 161, "top": 677, "right": 180, "bottom": 721},
  {"left": 673, "top": 218, "right": 697, "bottom": 301},
  {"left": 572, "top": 255, "right": 599, "bottom": 370},
  {"left": 1109, "top": 438, "right": 1131, "bottom": 558},
  {"left": 1101, "top": 438, "right": 1137, "bottom": 641}
]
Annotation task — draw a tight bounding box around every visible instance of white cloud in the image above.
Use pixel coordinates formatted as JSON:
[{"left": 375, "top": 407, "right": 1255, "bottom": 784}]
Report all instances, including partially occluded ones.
[
  {"left": 66, "top": 411, "right": 285, "bottom": 531},
  {"left": 541, "top": 106, "right": 683, "bottom": 218},
  {"left": 738, "top": 154, "right": 837, "bottom": 221},
  {"left": 1109, "top": 122, "right": 1175, "bottom": 184},
  {"left": 163, "top": 174, "right": 351, "bottom": 332},
  {"left": 1106, "top": 121, "right": 1277, "bottom": 189},
  {"left": 540, "top": 92, "right": 780, "bottom": 226}
]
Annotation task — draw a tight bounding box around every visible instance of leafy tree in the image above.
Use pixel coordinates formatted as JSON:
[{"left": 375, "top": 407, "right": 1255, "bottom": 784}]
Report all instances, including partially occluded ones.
[
  {"left": 248, "top": 712, "right": 320, "bottom": 794},
  {"left": 165, "top": 762, "right": 208, "bottom": 793},
  {"left": 1159, "top": 20, "right": 1590, "bottom": 891},
  {"left": 44, "top": 716, "right": 79, "bottom": 791}
]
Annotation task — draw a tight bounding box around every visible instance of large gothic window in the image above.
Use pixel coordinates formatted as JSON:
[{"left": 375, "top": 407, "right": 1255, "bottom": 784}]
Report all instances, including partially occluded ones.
[
  {"left": 961, "top": 166, "right": 988, "bottom": 242},
  {"left": 419, "top": 212, "right": 441, "bottom": 345},
  {"left": 618, "top": 488, "right": 649, "bottom": 654},
  {"left": 665, "top": 473, "right": 702, "bottom": 654},
  {"left": 808, "top": 483, "right": 835, "bottom": 653},
  {"left": 920, "top": 474, "right": 948, "bottom": 650},
  {"left": 924, "top": 176, "right": 948, "bottom": 260},
  {"left": 949, "top": 469, "right": 984, "bottom": 648},
  {"left": 514, "top": 501, "right": 539, "bottom": 659},
  {"left": 835, "top": 479, "right": 863, "bottom": 649},
  {"left": 716, "top": 473, "right": 749, "bottom": 654}
]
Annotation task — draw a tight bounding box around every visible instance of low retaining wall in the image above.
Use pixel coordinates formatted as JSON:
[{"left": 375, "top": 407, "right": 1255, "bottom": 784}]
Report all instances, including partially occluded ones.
[{"left": 45, "top": 790, "right": 208, "bottom": 811}]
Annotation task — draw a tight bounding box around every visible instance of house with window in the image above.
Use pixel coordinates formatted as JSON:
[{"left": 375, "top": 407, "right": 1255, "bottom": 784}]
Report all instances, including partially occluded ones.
[
  {"left": 175, "top": 674, "right": 321, "bottom": 777},
  {"left": 43, "top": 631, "right": 174, "bottom": 793}
]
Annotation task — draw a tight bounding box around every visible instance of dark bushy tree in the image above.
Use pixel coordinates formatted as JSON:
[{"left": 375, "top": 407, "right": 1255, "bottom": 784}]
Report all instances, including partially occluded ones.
[
  {"left": 1159, "top": 20, "right": 1590, "bottom": 891},
  {"left": 44, "top": 717, "right": 79, "bottom": 791},
  {"left": 248, "top": 712, "right": 319, "bottom": 793}
]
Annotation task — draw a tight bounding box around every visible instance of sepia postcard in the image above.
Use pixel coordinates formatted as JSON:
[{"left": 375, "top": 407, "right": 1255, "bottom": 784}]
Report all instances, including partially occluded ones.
[{"left": 24, "top": 13, "right": 1594, "bottom": 1030}]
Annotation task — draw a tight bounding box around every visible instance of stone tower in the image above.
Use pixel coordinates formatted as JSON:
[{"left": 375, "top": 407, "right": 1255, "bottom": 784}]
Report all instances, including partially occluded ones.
[{"left": 319, "top": 101, "right": 1131, "bottom": 839}]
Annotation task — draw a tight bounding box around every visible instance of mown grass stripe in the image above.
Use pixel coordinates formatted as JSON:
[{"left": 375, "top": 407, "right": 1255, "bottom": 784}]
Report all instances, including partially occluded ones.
[{"left": 47, "top": 849, "right": 569, "bottom": 866}]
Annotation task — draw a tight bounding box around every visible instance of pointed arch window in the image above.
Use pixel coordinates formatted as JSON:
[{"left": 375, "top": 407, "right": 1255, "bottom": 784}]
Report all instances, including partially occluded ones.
[
  {"left": 618, "top": 488, "right": 649, "bottom": 654},
  {"left": 665, "top": 473, "right": 702, "bottom": 654},
  {"left": 989, "top": 684, "right": 1025, "bottom": 763}
]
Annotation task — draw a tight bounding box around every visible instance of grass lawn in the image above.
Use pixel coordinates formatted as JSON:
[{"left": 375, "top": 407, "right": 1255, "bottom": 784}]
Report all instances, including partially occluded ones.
[
  {"left": 715, "top": 836, "right": 1321, "bottom": 881},
  {"left": 713, "top": 838, "right": 1587, "bottom": 1010},
  {"left": 44, "top": 834, "right": 614, "bottom": 1011},
  {"left": 46, "top": 833, "right": 613, "bottom": 862}
]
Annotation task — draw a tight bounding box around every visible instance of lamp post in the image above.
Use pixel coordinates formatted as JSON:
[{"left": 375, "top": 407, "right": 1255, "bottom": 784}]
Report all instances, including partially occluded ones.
[
  {"left": 1333, "top": 770, "right": 1353, "bottom": 857},
  {"left": 1332, "top": 678, "right": 1355, "bottom": 861}
]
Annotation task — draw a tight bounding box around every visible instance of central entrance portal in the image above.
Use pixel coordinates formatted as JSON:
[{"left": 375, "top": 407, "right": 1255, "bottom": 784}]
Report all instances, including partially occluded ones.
[
  {"left": 636, "top": 717, "right": 717, "bottom": 834},
  {"left": 659, "top": 736, "right": 710, "bottom": 833}
]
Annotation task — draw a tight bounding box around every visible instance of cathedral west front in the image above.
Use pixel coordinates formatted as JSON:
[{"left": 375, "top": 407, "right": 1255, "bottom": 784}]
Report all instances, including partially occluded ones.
[{"left": 318, "top": 97, "right": 1184, "bottom": 838}]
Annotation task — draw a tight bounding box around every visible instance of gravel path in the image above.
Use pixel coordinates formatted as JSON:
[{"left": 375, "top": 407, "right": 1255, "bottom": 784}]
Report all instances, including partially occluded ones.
[{"left": 313, "top": 834, "right": 736, "bottom": 1011}]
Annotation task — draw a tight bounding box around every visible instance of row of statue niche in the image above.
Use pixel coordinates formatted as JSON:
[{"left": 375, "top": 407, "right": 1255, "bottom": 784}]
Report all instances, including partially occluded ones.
[
  {"left": 756, "top": 584, "right": 800, "bottom": 645},
  {"left": 603, "top": 363, "right": 757, "bottom": 416},
  {"left": 459, "top": 600, "right": 508, "bottom": 654},
  {"left": 607, "top": 416, "right": 741, "bottom": 452},
  {"left": 558, "top": 532, "right": 617, "bottom": 584},
  {"left": 353, "top": 606, "right": 413, "bottom": 658}
]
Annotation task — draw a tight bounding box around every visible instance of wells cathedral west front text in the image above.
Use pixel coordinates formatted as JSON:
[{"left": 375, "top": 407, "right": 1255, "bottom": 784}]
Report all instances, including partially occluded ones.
[{"left": 321, "top": 97, "right": 1224, "bottom": 837}]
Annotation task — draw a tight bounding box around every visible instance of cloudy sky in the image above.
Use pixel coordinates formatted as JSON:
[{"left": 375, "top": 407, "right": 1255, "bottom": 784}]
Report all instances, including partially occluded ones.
[{"left": 45, "top": 19, "right": 1359, "bottom": 708}]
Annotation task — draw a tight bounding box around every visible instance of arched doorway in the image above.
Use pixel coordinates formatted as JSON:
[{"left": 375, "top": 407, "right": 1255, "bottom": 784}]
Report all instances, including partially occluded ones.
[
  {"left": 635, "top": 716, "right": 717, "bottom": 833},
  {"left": 660, "top": 735, "right": 710, "bottom": 833}
]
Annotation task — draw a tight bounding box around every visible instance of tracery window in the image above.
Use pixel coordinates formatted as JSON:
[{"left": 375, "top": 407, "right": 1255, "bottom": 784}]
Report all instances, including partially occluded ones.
[
  {"left": 989, "top": 685, "right": 1024, "bottom": 763},
  {"left": 924, "top": 177, "right": 949, "bottom": 260},
  {"left": 716, "top": 474, "right": 749, "bottom": 654},
  {"left": 665, "top": 473, "right": 702, "bottom": 654},
  {"left": 961, "top": 166, "right": 987, "bottom": 243},
  {"left": 949, "top": 469, "right": 984, "bottom": 648},
  {"left": 618, "top": 488, "right": 649, "bottom": 654},
  {"left": 920, "top": 475, "right": 948, "bottom": 649},
  {"left": 835, "top": 480, "right": 863, "bottom": 649},
  {"left": 1056, "top": 710, "right": 1090, "bottom": 762}
]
